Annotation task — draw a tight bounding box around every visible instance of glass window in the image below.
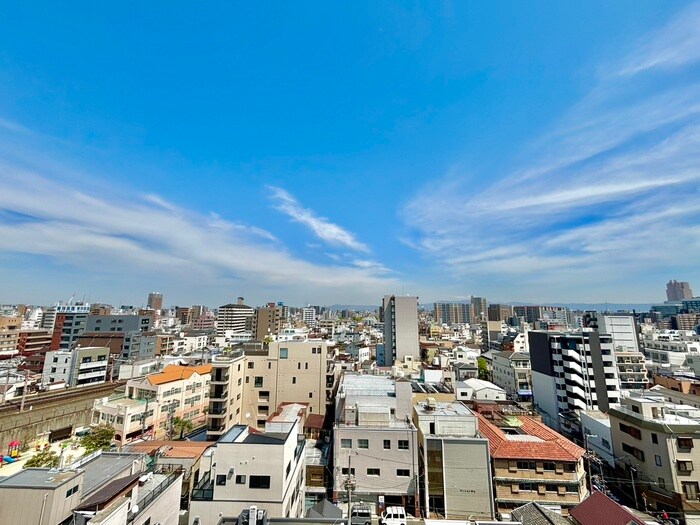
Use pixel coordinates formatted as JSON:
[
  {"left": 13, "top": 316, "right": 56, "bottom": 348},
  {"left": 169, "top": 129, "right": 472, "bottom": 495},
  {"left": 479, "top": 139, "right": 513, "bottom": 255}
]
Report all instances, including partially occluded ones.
[
  {"left": 398, "top": 440, "right": 409, "bottom": 450},
  {"left": 249, "top": 476, "right": 271, "bottom": 489},
  {"left": 341, "top": 439, "right": 352, "bottom": 449},
  {"left": 396, "top": 469, "right": 410, "bottom": 477},
  {"left": 254, "top": 377, "right": 263, "bottom": 388},
  {"left": 358, "top": 439, "right": 369, "bottom": 449},
  {"left": 383, "top": 440, "right": 391, "bottom": 449},
  {"left": 280, "top": 348, "right": 288, "bottom": 359},
  {"left": 367, "top": 468, "right": 380, "bottom": 476},
  {"left": 236, "top": 475, "right": 246, "bottom": 484}
]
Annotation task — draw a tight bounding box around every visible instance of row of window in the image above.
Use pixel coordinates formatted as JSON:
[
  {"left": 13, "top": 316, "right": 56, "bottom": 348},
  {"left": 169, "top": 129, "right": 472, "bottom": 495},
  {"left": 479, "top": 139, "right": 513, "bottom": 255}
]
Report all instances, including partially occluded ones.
[
  {"left": 340, "top": 439, "right": 410, "bottom": 450},
  {"left": 514, "top": 461, "right": 577, "bottom": 472},
  {"left": 514, "top": 482, "right": 578, "bottom": 493},
  {"left": 215, "top": 474, "right": 271, "bottom": 489},
  {"left": 341, "top": 468, "right": 410, "bottom": 477}
]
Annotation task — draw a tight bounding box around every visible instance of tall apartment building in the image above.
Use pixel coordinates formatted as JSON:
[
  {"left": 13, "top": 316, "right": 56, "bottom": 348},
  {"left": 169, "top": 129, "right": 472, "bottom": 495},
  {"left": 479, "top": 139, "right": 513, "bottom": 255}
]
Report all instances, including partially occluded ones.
[
  {"left": 241, "top": 340, "right": 335, "bottom": 431},
  {"left": 147, "top": 291, "right": 163, "bottom": 310},
  {"left": 382, "top": 295, "right": 419, "bottom": 366},
  {"left": 433, "top": 302, "right": 473, "bottom": 324},
  {"left": 86, "top": 314, "right": 152, "bottom": 334},
  {"left": 217, "top": 298, "right": 254, "bottom": 336},
  {"left": 667, "top": 280, "right": 694, "bottom": 301},
  {"left": 42, "top": 304, "right": 90, "bottom": 350},
  {"left": 608, "top": 393, "right": 700, "bottom": 523},
  {"left": 206, "top": 350, "right": 247, "bottom": 440},
  {"left": 514, "top": 305, "right": 569, "bottom": 325},
  {"left": 529, "top": 331, "right": 621, "bottom": 432},
  {"left": 413, "top": 400, "right": 494, "bottom": 520},
  {"left": 333, "top": 374, "right": 419, "bottom": 513},
  {"left": 471, "top": 296, "right": 488, "bottom": 320},
  {"left": 302, "top": 307, "right": 316, "bottom": 327},
  {"left": 477, "top": 413, "right": 587, "bottom": 518},
  {"left": 488, "top": 304, "right": 513, "bottom": 322},
  {"left": 252, "top": 303, "right": 284, "bottom": 341}
]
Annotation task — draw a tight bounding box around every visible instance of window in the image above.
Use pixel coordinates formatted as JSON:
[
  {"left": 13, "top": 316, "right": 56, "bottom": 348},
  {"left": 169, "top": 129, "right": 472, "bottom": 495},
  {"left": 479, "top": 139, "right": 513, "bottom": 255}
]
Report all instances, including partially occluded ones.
[
  {"left": 216, "top": 475, "right": 227, "bottom": 486},
  {"left": 66, "top": 485, "right": 79, "bottom": 497},
  {"left": 268, "top": 362, "right": 271, "bottom": 369},
  {"left": 384, "top": 440, "right": 391, "bottom": 450},
  {"left": 308, "top": 392, "right": 313, "bottom": 399},
  {"left": 683, "top": 481, "right": 700, "bottom": 500},
  {"left": 341, "top": 468, "right": 355, "bottom": 475},
  {"left": 543, "top": 461, "right": 556, "bottom": 471},
  {"left": 341, "top": 439, "right": 352, "bottom": 449},
  {"left": 519, "top": 482, "right": 536, "bottom": 492},
  {"left": 249, "top": 476, "right": 271, "bottom": 489},
  {"left": 248, "top": 362, "right": 254, "bottom": 369},
  {"left": 659, "top": 477, "right": 666, "bottom": 489},
  {"left": 651, "top": 433, "right": 658, "bottom": 444},
  {"left": 619, "top": 423, "right": 642, "bottom": 440},
  {"left": 545, "top": 484, "right": 558, "bottom": 492},
  {"left": 655, "top": 455, "right": 662, "bottom": 467},
  {"left": 622, "top": 443, "right": 645, "bottom": 461},
  {"left": 280, "top": 348, "right": 288, "bottom": 359},
  {"left": 297, "top": 363, "right": 301, "bottom": 370},
  {"left": 517, "top": 461, "right": 536, "bottom": 470},
  {"left": 286, "top": 461, "right": 291, "bottom": 478},
  {"left": 254, "top": 376, "right": 263, "bottom": 388},
  {"left": 678, "top": 437, "right": 694, "bottom": 450},
  {"left": 292, "top": 377, "right": 296, "bottom": 384},
  {"left": 398, "top": 440, "right": 409, "bottom": 450},
  {"left": 396, "top": 469, "right": 410, "bottom": 477},
  {"left": 678, "top": 460, "right": 694, "bottom": 472},
  {"left": 367, "top": 468, "right": 380, "bottom": 476},
  {"left": 358, "top": 439, "right": 369, "bottom": 449},
  {"left": 601, "top": 438, "right": 611, "bottom": 450}
]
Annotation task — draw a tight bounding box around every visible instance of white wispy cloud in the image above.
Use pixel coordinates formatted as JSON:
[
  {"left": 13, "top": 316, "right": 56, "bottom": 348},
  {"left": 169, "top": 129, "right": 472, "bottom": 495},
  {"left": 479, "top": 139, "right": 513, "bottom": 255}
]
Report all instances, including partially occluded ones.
[
  {"left": 616, "top": 2, "right": 700, "bottom": 76},
  {"left": 267, "top": 186, "right": 370, "bottom": 253},
  {"left": 402, "top": 6, "right": 700, "bottom": 301},
  {"left": 0, "top": 157, "right": 395, "bottom": 304}
]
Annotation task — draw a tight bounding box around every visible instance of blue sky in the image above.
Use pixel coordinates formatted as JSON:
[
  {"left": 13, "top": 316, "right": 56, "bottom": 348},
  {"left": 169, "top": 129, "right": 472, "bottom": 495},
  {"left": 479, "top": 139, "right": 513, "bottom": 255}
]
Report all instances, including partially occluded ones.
[{"left": 1, "top": 1, "right": 700, "bottom": 307}]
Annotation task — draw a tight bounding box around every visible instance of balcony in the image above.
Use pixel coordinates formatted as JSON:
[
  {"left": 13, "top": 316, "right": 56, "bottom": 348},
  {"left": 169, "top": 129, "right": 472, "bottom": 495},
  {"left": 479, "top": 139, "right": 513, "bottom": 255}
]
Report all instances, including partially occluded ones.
[
  {"left": 210, "top": 388, "right": 228, "bottom": 401},
  {"left": 211, "top": 371, "right": 230, "bottom": 384},
  {"left": 191, "top": 472, "right": 214, "bottom": 501},
  {"left": 77, "top": 370, "right": 107, "bottom": 380},
  {"left": 79, "top": 360, "right": 108, "bottom": 370}
]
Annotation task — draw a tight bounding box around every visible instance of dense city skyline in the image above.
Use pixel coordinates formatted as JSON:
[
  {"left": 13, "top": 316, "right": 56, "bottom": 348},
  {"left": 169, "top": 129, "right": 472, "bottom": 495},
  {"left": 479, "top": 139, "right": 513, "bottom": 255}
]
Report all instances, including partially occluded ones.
[{"left": 2, "top": 2, "right": 700, "bottom": 306}]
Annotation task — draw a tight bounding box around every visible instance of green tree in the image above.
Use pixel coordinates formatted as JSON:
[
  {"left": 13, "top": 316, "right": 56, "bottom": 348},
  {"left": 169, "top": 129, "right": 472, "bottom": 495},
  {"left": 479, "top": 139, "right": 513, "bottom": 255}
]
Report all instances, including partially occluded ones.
[
  {"left": 171, "top": 417, "right": 194, "bottom": 440},
  {"left": 24, "top": 449, "right": 60, "bottom": 469},
  {"left": 80, "top": 424, "right": 116, "bottom": 453},
  {"left": 477, "top": 357, "right": 489, "bottom": 380}
]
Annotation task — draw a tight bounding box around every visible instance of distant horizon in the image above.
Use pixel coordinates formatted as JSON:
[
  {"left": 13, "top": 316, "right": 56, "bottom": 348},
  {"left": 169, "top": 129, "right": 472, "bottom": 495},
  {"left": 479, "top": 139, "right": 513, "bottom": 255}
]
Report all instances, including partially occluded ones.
[{"left": 1, "top": 3, "right": 699, "bottom": 304}]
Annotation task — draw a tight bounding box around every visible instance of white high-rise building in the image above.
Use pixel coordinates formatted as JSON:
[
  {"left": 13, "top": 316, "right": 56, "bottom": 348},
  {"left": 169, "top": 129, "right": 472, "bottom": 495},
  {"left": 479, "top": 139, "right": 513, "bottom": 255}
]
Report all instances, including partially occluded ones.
[
  {"left": 382, "top": 295, "right": 419, "bottom": 366},
  {"left": 216, "top": 297, "right": 254, "bottom": 336}
]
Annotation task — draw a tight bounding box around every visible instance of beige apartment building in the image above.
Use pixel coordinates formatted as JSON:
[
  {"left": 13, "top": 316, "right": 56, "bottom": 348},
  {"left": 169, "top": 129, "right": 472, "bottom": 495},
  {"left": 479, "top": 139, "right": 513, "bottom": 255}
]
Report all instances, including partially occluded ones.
[
  {"left": 608, "top": 393, "right": 700, "bottom": 524},
  {"left": 206, "top": 349, "right": 247, "bottom": 441},
  {"left": 477, "top": 413, "right": 587, "bottom": 519},
  {"left": 93, "top": 364, "right": 211, "bottom": 445},
  {"left": 241, "top": 340, "right": 336, "bottom": 430}
]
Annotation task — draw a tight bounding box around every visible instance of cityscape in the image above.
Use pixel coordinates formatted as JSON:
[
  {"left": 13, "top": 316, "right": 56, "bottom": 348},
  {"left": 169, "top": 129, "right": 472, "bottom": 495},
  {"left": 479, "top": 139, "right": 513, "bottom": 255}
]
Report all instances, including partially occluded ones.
[{"left": 2, "top": 2, "right": 700, "bottom": 525}]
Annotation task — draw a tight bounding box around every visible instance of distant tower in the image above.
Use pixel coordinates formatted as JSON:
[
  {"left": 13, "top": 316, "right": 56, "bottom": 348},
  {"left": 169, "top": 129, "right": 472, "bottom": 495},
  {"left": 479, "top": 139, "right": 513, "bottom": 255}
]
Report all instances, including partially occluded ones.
[
  {"left": 666, "top": 280, "right": 693, "bottom": 301},
  {"left": 147, "top": 292, "right": 163, "bottom": 311},
  {"left": 382, "top": 295, "right": 419, "bottom": 366}
]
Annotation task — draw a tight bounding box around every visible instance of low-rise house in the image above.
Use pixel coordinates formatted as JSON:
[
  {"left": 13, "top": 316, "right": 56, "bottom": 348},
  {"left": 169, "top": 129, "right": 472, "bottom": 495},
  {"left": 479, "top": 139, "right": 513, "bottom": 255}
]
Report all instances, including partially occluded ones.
[
  {"left": 477, "top": 413, "right": 587, "bottom": 519},
  {"left": 456, "top": 378, "right": 507, "bottom": 402},
  {"left": 491, "top": 351, "right": 532, "bottom": 400}
]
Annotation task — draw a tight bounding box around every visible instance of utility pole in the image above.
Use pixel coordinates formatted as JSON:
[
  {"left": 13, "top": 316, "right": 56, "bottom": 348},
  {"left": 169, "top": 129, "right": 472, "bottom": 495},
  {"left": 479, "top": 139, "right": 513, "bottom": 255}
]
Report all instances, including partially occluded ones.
[{"left": 345, "top": 454, "right": 356, "bottom": 513}]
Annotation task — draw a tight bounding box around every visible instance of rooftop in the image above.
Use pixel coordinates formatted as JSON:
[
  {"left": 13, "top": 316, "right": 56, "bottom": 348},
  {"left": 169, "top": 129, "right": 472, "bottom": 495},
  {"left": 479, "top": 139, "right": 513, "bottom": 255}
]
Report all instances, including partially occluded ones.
[
  {"left": 569, "top": 490, "right": 646, "bottom": 525},
  {"left": 145, "top": 364, "right": 212, "bottom": 385},
  {"left": 125, "top": 440, "right": 214, "bottom": 459},
  {"left": 414, "top": 400, "right": 473, "bottom": 418},
  {"left": 79, "top": 452, "right": 147, "bottom": 497},
  {"left": 0, "top": 468, "right": 81, "bottom": 489},
  {"left": 477, "top": 414, "right": 584, "bottom": 461}
]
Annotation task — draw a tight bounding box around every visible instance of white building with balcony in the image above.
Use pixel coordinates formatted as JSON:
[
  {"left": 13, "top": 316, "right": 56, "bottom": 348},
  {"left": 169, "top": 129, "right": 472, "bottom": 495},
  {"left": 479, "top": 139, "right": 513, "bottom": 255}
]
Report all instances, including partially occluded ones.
[
  {"left": 190, "top": 420, "right": 306, "bottom": 523},
  {"left": 42, "top": 346, "right": 110, "bottom": 388}
]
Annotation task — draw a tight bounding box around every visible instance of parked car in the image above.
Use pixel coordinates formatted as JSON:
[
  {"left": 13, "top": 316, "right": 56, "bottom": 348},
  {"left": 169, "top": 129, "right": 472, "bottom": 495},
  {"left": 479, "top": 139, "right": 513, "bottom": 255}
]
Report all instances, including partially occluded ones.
[
  {"left": 350, "top": 504, "right": 372, "bottom": 525},
  {"left": 379, "top": 506, "right": 406, "bottom": 525}
]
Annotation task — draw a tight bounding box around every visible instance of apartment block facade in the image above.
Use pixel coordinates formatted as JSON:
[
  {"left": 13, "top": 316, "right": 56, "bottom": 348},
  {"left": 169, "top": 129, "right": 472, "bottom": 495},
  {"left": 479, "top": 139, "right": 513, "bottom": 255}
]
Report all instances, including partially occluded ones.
[{"left": 382, "top": 295, "right": 419, "bottom": 366}]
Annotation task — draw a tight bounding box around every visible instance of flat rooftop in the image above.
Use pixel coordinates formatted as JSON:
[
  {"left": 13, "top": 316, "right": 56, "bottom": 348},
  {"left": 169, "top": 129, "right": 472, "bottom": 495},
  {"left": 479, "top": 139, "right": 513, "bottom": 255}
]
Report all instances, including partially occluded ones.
[
  {"left": 80, "top": 452, "right": 146, "bottom": 497},
  {"left": 0, "top": 468, "right": 81, "bottom": 489},
  {"left": 415, "top": 401, "right": 473, "bottom": 418}
]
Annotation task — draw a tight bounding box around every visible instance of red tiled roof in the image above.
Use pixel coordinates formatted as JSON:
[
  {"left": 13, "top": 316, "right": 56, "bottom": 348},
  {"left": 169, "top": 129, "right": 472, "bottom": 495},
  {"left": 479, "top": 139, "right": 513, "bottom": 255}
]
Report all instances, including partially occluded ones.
[
  {"left": 305, "top": 414, "right": 325, "bottom": 429},
  {"left": 569, "top": 491, "right": 646, "bottom": 525},
  {"left": 477, "top": 413, "right": 584, "bottom": 461}
]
